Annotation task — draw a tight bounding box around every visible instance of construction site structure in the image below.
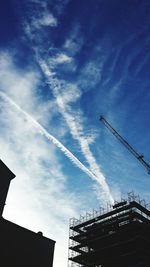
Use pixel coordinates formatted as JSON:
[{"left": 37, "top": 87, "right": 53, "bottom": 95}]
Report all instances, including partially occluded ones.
[
  {"left": 99, "top": 115, "right": 150, "bottom": 174},
  {"left": 68, "top": 192, "right": 150, "bottom": 267}
]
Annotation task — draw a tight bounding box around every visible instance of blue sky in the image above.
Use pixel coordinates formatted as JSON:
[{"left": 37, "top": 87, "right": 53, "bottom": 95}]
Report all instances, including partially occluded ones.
[{"left": 0, "top": 0, "right": 150, "bottom": 266}]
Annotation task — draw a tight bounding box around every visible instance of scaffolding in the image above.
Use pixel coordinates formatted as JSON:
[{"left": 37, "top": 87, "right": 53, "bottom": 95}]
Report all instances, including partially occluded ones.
[{"left": 68, "top": 192, "right": 150, "bottom": 267}]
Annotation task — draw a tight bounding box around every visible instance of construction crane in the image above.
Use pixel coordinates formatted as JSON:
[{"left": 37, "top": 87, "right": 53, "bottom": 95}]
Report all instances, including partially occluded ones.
[{"left": 99, "top": 115, "right": 150, "bottom": 174}]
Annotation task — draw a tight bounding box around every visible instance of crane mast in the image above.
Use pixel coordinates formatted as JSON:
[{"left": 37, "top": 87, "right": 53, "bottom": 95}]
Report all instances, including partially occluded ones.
[{"left": 100, "top": 115, "right": 150, "bottom": 174}]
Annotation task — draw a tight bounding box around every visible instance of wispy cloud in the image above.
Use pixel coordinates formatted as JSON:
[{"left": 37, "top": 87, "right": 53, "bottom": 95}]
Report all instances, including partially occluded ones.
[
  {"left": 0, "top": 53, "right": 113, "bottom": 267},
  {"left": 22, "top": 0, "right": 114, "bottom": 204},
  {"left": 32, "top": 13, "right": 57, "bottom": 28},
  {"left": 77, "top": 58, "right": 104, "bottom": 92},
  {"left": 47, "top": 49, "right": 73, "bottom": 66},
  {"left": 52, "top": 53, "right": 73, "bottom": 64},
  {"left": 23, "top": 0, "right": 58, "bottom": 45},
  {"left": 63, "top": 24, "right": 84, "bottom": 56},
  {"left": 38, "top": 59, "right": 114, "bottom": 203},
  {"left": 2, "top": 1, "right": 150, "bottom": 267},
  {"left": 0, "top": 53, "right": 82, "bottom": 267},
  {"left": 0, "top": 91, "right": 113, "bottom": 203},
  {"left": 5, "top": 6, "right": 114, "bottom": 203}
]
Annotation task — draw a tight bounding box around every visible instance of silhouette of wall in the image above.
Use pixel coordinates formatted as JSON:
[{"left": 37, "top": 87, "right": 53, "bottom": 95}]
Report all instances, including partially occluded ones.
[
  {"left": 0, "top": 159, "right": 55, "bottom": 267},
  {"left": 0, "top": 160, "right": 15, "bottom": 215}
]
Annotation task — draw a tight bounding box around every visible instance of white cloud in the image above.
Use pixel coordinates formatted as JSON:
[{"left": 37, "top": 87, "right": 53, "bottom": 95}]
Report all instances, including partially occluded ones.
[
  {"left": 56, "top": 82, "right": 81, "bottom": 104},
  {"left": 54, "top": 53, "right": 73, "bottom": 64},
  {"left": 38, "top": 60, "right": 114, "bottom": 204},
  {"left": 32, "top": 13, "right": 57, "bottom": 28},
  {"left": 0, "top": 53, "right": 37, "bottom": 106},
  {"left": 46, "top": 49, "right": 77, "bottom": 73},
  {"left": 0, "top": 51, "right": 114, "bottom": 267},
  {"left": 0, "top": 52, "right": 59, "bottom": 125},
  {"left": 78, "top": 60, "right": 103, "bottom": 91},
  {"left": 63, "top": 24, "right": 84, "bottom": 56},
  {"left": 23, "top": 2, "right": 58, "bottom": 45},
  {"left": 0, "top": 52, "right": 83, "bottom": 267},
  {"left": 47, "top": 50, "right": 73, "bottom": 67},
  {"left": 1, "top": 90, "right": 112, "bottom": 200}
]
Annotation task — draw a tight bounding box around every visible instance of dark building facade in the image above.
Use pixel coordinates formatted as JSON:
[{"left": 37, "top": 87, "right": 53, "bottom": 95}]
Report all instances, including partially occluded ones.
[
  {"left": 69, "top": 193, "right": 150, "bottom": 267},
  {"left": 0, "top": 159, "right": 55, "bottom": 267}
]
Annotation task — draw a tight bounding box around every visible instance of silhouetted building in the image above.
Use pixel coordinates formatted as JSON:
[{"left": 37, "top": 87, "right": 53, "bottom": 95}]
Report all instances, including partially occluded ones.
[
  {"left": 0, "top": 159, "right": 55, "bottom": 267},
  {"left": 69, "top": 193, "right": 150, "bottom": 267},
  {"left": 0, "top": 160, "right": 15, "bottom": 216}
]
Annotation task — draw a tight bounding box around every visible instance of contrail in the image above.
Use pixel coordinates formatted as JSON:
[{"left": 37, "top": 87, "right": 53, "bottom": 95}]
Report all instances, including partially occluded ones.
[
  {"left": 21, "top": 9, "right": 114, "bottom": 203},
  {"left": 0, "top": 91, "right": 114, "bottom": 203},
  {"left": 38, "top": 60, "right": 114, "bottom": 199}
]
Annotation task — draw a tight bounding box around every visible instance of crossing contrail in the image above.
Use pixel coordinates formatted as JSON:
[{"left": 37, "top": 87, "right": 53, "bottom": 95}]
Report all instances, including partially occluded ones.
[
  {"left": 0, "top": 91, "right": 114, "bottom": 203},
  {"left": 38, "top": 60, "right": 114, "bottom": 199}
]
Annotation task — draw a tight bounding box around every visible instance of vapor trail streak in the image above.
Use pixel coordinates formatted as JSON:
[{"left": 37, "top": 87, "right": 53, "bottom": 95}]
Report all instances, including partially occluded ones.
[
  {"left": 0, "top": 91, "right": 114, "bottom": 203},
  {"left": 38, "top": 60, "right": 114, "bottom": 202}
]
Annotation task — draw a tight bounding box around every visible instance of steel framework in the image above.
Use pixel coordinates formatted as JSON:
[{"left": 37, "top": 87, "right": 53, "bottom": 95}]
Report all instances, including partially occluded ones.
[{"left": 68, "top": 192, "right": 150, "bottom": 267}]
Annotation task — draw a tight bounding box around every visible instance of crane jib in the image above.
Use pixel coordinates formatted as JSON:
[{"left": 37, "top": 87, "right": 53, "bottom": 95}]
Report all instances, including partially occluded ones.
[{"left": 99, "top": 115, "right": 150, "bottom": 174}]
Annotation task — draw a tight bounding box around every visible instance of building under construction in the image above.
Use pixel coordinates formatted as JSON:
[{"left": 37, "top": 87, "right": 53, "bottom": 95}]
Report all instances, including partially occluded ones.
[{"left": 68, "top": 193, "right": 150, "bottom": 267}]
